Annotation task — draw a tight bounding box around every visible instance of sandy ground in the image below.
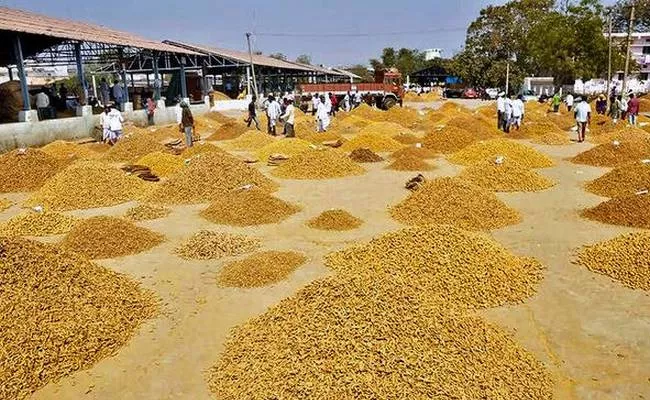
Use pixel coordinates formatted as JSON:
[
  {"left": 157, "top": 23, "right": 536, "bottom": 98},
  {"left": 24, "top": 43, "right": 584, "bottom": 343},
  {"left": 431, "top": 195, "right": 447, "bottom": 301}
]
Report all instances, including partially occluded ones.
[{"left": 3, "top": 100, "right": 648, "bottom": 399}]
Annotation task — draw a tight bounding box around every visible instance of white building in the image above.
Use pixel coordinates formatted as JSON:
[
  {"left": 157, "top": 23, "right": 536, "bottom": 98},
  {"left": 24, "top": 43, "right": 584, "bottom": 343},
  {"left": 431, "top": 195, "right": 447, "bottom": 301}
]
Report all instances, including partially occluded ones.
[
  {"left": 423, "top": 48, "right": 443, "bottom": 61},
  {"left": 609, "top": 32, "right": 650, "bottom": 80}
]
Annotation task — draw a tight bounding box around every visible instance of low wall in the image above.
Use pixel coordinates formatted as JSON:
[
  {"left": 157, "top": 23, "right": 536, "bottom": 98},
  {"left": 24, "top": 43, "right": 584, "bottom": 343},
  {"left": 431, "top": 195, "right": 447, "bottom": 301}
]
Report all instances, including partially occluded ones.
[{"left": 0, "top": 100, "right": 210, "bottom": 153}]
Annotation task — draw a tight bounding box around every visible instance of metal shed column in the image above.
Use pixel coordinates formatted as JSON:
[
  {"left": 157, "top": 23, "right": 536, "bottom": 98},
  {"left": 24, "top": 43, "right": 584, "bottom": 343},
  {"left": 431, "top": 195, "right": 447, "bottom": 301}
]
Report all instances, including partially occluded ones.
[
  {"left": 152, "top": 53, "right": 161, "bottom": 101},
  {"left": 74, "top": 42, "right": 88, "bottom": 105},
  {"left": 13, "top": 35, "right": 30, "bottom": 112},
  {"left": 180, "top": 56, "right": 188, "bottom": 101}
]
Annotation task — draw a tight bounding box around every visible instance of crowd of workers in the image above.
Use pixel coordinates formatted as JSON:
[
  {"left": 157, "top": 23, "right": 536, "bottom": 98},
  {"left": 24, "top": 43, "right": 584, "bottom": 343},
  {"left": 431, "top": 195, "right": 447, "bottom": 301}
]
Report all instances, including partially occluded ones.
[
  {"left": 496, "top": 89, "right": 643, "bottom": 143},
  {"left": 245, "top": 90, "right": 369, "bottom": 138}
]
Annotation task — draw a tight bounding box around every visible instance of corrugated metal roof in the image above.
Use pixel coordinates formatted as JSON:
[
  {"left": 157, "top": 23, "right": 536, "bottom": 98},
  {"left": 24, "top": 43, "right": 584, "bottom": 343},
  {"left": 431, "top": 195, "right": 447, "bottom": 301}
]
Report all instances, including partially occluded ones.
[
  {"left": 164, "top": 40, "right": 314, "bottom": 71},
  {"left": 165, "top": 40, "right": 345, "bottom": 75},
  {"left": 0, "top": 6, "right": 199, "bottom": 55}
]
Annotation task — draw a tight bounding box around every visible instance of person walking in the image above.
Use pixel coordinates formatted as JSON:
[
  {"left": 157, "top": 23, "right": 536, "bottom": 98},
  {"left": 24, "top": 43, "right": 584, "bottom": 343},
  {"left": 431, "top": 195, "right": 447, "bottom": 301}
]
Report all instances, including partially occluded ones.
[
  {"left": 179, "top": 102, "right": 195, "bottom": 147},
  {"left": 246, "top": 95, "right": 260, "bottom": 130},
  {"left": 343, "top": 92, "right": 351, "bottom": 112},
  {"left": 552, "top": 92, "right": 561, "bottom": 113},
  {"left": 316, "top": 95, "right": 330, "bottom": 132},
  {"left": 106, "top": 105, "right": 124, "bottom": 145},
  {"left": 99, "top": 105, "right": 112, "bottom": 143},
  {"left": 619, "top": 94, "right": 629, "bottom": 122},
  {"left": 35, "top": 89, "right": 50, "bottom": 120},
  {"left": 574, "top": 97, "right": 591, "bottom": 143},
  {"left": 145, "top": 98, "right": 156, "bottom": 126},
  {"left": 266, "top": 95, "right": 281, "bottom": 135},
  {"left": 503, "top": 94, "right": 514, "bottom": 133},
  {"left": 511, "top": 94, "right": 525, "bottom": 130},
  {"left": 112, "top": 79, "right": 124, "bottom": 111},
  {"left": 280, "top": 95, "right": 296, "bottom": 137},
  {"left": 325, "top": 93, "right": 333, "bottom": 116},
  {"left": 565, "top": 93, "right": 574, "bottom": 112},
  {"left": 612, "top": 95, "right": 623, "bottom": 124},
  {"left": 496, "top": 91, "right": 506, "bottom": 131},
  {"left": 596, "top": 95, "right": 607, "bottom": 115},
  {"left": 627, "top": 93, "right": 640, "bottom": 126},
  {"left": 329, "top": 93, "right": 338, "bottom": 117},
  {"left": 311, "top": 94, "right": 320, "bottom": 116},
  {"left": 99, "top": 78, "right": 110, "bottom": 106},
  {"left": 354, "top": 90, "right": 362, "bottom": 108}
]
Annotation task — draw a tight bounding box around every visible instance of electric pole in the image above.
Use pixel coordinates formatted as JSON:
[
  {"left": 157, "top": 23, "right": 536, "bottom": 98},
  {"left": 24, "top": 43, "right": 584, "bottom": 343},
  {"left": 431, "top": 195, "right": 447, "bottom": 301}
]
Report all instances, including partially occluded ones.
[
  {"left": 621, "top": 1, "right": 636, "bottom": 98},
  {"left": 606, "top": 13, "right": 613, "bottom": 111},
  {"left": 245, "top": 32, "right": 259, "bottom": 100}
]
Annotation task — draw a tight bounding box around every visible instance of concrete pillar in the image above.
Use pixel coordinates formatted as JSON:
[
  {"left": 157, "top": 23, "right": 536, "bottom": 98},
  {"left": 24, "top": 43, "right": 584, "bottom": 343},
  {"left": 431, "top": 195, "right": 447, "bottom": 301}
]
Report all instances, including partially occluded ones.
[
  {"left": 74, "top": 42, "right": 88, "bottom": 105},
  {"left": 18, "top": 110, "right": 38, "bottom": 122},
  {"left": 122, "top": 102, "right": 134, "bottom": 113},
  {"left": 76, "top": 105, "right": 93, "bottom": 117},
  {"left": 12, "top": 35, "right": 31, "bottom": 114}
]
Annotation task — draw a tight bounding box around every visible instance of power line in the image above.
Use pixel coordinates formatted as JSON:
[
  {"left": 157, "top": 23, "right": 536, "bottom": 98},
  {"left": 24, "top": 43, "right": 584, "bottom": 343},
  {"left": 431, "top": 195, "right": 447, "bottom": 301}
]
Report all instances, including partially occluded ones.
[{"left": 254, "top": 27, "right": 467, "bottom": 38}]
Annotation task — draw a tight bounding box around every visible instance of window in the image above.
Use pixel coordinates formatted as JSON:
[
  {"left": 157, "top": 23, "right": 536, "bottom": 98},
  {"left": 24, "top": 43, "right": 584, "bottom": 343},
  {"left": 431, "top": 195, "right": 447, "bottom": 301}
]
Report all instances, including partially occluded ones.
[
  {"left": 643, "top": 46, "right": 650, "bottom": 55},
  {"left": 618, "top": 72, "right": 625, "bottom": 80},
  {"left": 641, "top": 73, "right": 649, "bottom": 81}
]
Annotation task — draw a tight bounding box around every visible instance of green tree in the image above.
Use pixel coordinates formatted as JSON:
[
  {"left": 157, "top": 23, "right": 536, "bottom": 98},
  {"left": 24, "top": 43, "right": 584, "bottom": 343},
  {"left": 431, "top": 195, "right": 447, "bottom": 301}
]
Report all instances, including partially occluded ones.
[
  {"left": 295, "top": 54, "right": 312, "bottom": 65},
  {"left": 269, "top": 53, "right": 287, "bottom": 61},
  {"left": 611, "top": 0, "right": 650, "bottom": 32},
  {"left": 381, "top": 48, "right": 397, "bottom": 67},
  {"left": 454, "top": 0, "right": 626, "bottom": 89},
  {"left": 345, "top": 64, "right": 374, "bottom": 82},
  {"left": 529, "top": 0, "right": 612, "bottom": 84}
]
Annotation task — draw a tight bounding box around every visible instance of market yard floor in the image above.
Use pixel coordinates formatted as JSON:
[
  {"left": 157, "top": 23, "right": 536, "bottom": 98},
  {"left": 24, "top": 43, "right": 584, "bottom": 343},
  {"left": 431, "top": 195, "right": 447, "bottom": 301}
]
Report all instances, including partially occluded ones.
[{"left": 5, "top": 102, "right": 648, "bottom": 400}]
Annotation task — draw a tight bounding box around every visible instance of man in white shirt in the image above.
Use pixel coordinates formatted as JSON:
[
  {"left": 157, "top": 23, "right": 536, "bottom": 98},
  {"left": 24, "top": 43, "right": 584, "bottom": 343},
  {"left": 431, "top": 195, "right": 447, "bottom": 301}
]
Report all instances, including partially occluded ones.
[
  {"left": 574, "top": 97, "right": 591, "bottom": 143},
  {"left": 511, "top": 94, "right": 525, "bottom": 130},
  {"left": 311, "top": 94, "right": 320, "bottom": 116},
  {"left": 354, "top": 90, "right": 362, "bottom": 108},
  {"left": 107, "top": 106, "right": 124, "bottom": 144},
  {"left": 316, "top": 95, "right": 330, "bottom": 132},
  {"left": 496, "top": 91, "right": 506, "bottom": 131},
  {"left": 35, "top": 90, "right": 50, "bottom": 120},
  {"left": 503, "top": 94, "right": 514, "bottom": 133},
  {"left": 565, "top": 93, "right": 574, "bottom": 112},
  {"left": 324, "top": 94, "right": 332, "bottom": 115},
  {"left": 343, "top": 92, "right": 351, "bottom": 112},
  {"left": 266, "top": 95, "right": 282, "bottom": 135},
  {"left": 99, "top": 105, "right": 111, "bottom": 142},
  {"left": 280, "top": 96, "right": 296, "bottom": 137}
]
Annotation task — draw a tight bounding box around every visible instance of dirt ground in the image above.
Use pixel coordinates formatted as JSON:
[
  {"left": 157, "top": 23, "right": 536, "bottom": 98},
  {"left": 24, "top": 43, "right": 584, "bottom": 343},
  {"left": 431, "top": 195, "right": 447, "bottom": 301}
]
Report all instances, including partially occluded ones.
[{"left": 5, "top": 100, "right": 648, "bottom": 399}]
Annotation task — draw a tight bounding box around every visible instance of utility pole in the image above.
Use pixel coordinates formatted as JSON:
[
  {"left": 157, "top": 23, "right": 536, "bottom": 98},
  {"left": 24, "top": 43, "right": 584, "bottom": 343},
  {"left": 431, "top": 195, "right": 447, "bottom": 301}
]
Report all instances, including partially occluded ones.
[
  {"left": 621, "top": 2, "right": 636, "bottom": 98},
  {"left": 606, "top": 13, "right": 613, "bottom": 111},
  {"left": 505, "top": 62, "right": 510, "bottom": 96},
  {"left": 245, "top": 33, "right": 259, "bottom": 100}
]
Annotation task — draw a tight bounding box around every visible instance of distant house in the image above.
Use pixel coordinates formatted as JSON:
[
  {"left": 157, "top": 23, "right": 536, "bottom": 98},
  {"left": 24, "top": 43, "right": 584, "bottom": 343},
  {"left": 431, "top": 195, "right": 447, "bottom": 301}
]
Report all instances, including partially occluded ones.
[
  {"left": 608, "top": 32, "right": 650, "bottom": 80},
  {"left": 423, "top": 48, "right": 443, "bottom": 61}
]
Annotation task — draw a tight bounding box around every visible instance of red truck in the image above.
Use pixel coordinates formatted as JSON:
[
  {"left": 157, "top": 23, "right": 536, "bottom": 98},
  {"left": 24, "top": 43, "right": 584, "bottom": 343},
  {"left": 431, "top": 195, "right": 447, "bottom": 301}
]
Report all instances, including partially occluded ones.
[{"left": 298, "top": 68, "right": 405, "bottom": 110}]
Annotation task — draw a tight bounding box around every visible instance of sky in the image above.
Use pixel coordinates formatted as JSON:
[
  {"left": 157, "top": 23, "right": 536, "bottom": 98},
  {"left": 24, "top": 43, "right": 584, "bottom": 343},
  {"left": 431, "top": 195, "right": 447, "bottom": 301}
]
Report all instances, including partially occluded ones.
[{"left": 0, "top": 0, "right": 613, "bottom": 67}]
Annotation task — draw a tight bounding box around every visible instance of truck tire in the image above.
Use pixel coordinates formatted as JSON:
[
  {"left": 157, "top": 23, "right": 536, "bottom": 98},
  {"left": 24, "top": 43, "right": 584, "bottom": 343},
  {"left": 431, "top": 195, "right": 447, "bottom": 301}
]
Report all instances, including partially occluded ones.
[{"left": 382, "top": 97, "right": 397, "bottom": 110}]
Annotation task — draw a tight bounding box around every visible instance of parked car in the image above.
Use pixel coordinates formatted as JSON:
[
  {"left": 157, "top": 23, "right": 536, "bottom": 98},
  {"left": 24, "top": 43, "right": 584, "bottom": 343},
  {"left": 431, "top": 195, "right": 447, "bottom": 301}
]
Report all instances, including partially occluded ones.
[
  {"left": 462, "top": 88, "right": 479, "bottom": 99},
  {"left": 520, "top": 89, "right": 539, "bottom": 102}
]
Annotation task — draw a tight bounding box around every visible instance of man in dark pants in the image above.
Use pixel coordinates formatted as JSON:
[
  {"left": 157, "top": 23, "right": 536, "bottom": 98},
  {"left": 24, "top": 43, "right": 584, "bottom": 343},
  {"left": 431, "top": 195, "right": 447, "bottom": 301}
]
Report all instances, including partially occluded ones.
[{"left": 246, "top": 96, "right": 260, "bottom": 130}]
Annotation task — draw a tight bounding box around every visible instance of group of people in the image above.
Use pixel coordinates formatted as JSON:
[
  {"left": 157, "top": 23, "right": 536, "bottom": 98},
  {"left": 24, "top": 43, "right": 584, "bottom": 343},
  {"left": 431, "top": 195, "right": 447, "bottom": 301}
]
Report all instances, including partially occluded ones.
[
  {"left": 33, "top": 83, "right": 71, "bottom": 120},
  {"left": 245, "top": 90, "right": 369, "bottom": 138},
  {"left": 496, "top": 92, "right": 526, "bottom": 133},
  {"left": 99, "top": 104, "right": 124, "bottom": 145},
  {"left": 98, "top": 78, "right": 127, "bottom": 111}
]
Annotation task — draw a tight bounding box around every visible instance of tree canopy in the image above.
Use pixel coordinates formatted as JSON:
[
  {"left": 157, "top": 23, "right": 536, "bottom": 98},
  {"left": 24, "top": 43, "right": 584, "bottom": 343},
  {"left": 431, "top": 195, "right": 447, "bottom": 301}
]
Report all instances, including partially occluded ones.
[
  {"left": 295, "top": 54, "right": 312, "bottom": 65},
  {"left": 450, "top": 0, "right": 627, "bottom": 89}
]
